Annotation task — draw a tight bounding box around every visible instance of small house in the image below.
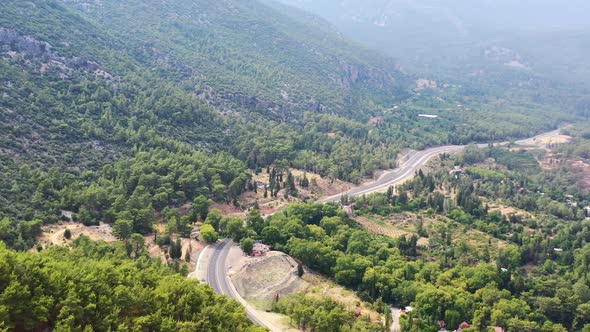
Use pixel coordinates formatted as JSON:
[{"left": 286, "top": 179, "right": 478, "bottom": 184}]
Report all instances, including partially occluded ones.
[
  {"left": 449, "top": 167, "right": 465, "bottom": 175},
  {"left": 250, "top": 242, "right": 270, "bottom": 257},
  {"left": 255, "top": 181, "right": 267, "bottom": 189},
  {"left": 458, "top": 321, "right": 470, "bottom": 331}
]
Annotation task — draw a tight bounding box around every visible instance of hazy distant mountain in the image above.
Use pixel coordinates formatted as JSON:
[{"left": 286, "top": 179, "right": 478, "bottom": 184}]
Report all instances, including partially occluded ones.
[
  {"left": 274, "top": 0, "right": 590, "bottom": 87},
  {"left": 277, "top": 0, "right": 590, "bottom": 32}
]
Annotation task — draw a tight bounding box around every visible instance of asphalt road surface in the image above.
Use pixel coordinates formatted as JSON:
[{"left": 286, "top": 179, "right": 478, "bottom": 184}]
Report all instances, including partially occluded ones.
[
  {"left": 205, "top": 239, "right": 268, "bottom": 327},
  {"left": 204, "top": 127, "right": 563, "bottom": 329},
  {"left": 320, "top": 128, "right": 563, "bottom": 203},
  {"left": 320, "top": 144, "right": 464, "bottom": 203}
]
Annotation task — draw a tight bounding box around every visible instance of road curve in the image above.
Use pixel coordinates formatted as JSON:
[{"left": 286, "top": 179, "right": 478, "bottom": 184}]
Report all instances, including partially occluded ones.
[
  {"left": 320, "top": 145, "right": 464, "bottom": 203},
  {"left": 320, "top": 128, "right": 563, "bottom": 204},
  {"left": 205, "top": 239, "right": 268, "bottom": 327},
  {"left": 203, "top": 127, "right": 563, "bottom": 330}
]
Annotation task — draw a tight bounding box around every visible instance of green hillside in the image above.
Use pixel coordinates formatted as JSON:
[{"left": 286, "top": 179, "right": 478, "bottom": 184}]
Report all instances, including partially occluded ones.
[
  {"left": 61, "top": 0, "right": 410, "bottom": 119},
  {"left": 0, "top": 0, "right": 577, "bottom": 250},
  {"left": 0, "top": 238, "right": 264, "bottom": 331},
  {"left": 2, "top": 2, "right": 590, "bottom": 331}
]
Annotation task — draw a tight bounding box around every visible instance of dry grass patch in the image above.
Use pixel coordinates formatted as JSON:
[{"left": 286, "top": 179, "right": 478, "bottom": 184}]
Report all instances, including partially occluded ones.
[
  {"left": 38, "top": 221, "right": 117, "bottom": 248},
  {"left": 300, "top": 273, "right": 381, "bottom": 322},
  {"left": 242, "top": 168, "right": 352, "bottom": 215},
  {"left": 488, "top": 203, "right": 535, "bottom": 220},
  {"left": 537, "top": 135, "right": 572, "bottom": 145},
  {"left": 354, "top": 215, "right": 412, "bottom": 239}
]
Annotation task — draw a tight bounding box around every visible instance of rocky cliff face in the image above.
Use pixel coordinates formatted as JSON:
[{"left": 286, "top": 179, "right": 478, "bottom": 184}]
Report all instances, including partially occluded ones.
[
  {"left": 195, "top": 83, "right": 329, "bottom": 123},
  {"left": 0, "top": 27, "right": 112, "bottom": 79},
  {"left": 339, "top": 61, "right": 402, "bottom": 91},
  {"left": 0, "top": 28, "right": 53, "bottom": 57}
]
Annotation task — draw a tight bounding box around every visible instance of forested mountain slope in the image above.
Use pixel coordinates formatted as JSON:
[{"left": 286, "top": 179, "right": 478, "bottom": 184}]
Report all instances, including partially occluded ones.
[
  {"left": 0, "top": 0, "right": 404, "bottom": 248},
  {"left": 61, "top": 0, "right": 410, "bottom": 119},
  {"left": 0, "top": 1, "right": 249, "bottom": 248},
  {"left": 274, "top": 0, "right": 590, "bottom": 98},
  {"left": 2, "top": 2, "right": 590, "bottom": 331},
  {"left": 0, "top": 0, "right": 578, "bottom": 250},
  {"left": 0, "top": 237, "right": 264, "bottom": 331}
]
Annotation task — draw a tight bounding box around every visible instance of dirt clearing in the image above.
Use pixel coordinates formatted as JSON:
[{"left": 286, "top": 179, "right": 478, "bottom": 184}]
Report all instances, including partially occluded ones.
[
  {"left": 230, "top": 251, "right": 305, "bottom": 301},
  {"left": 38, "top": 221, "right": 117, "bottom": 247},
  {"left": 228, "top": 248, "right": 382, "bottom": 324},
  {"left": 354, "top": 215, "right": 412, "bottom": 239},
  {"left": 488, "top": 204, "right": 535, "bottom": 220},
  {"left": 244, "top": 168, "right": 352, "bottom": 215},
  {"left": 537, "top": 135, "right": 572, "bottom": 146},
  {"left": 572, "top": 160, "right": 590, "bottom": 191},
  {"left": 38, "top": 219, "right": 206, "bottom": 272},
  {"left": 299, "top": 273, "right": 381, "bottom": 322}
]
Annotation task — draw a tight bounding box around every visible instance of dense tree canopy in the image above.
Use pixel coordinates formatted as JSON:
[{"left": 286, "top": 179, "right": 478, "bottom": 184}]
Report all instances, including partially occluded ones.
[{"left": 0, "top": 237, "right": 264, "bottom": 332}]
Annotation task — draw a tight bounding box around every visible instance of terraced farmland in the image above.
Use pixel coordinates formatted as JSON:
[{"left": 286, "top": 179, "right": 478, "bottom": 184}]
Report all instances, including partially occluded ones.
[{"left": 353, "top": 216, "right": 412, "bottom": 239}]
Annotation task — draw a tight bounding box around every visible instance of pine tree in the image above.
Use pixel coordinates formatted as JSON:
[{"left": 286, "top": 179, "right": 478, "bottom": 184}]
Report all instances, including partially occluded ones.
[
  {"left": 169, "top": 238, "right": 182, "bottom": 259},
  {"left": 386, "top": 186, "right": 393, "bottom": 200},
  {"left": 301, "top": 173, "right": 310, "bottom": 188},
  {"left": 286, "top": 172, "right": 297, "bottom": 197},
  {"left": 270, "top": 168, "right": 276, "bottom": 183}
]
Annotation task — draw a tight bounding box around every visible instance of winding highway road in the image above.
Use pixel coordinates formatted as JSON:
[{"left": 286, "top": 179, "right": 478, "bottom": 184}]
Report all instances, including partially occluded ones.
[
  {"left": 320, "top": 144, "right": 465, "bottom": 203},
  {"left": 321, "top": 128, "right": 563, "bottom": 203},
  {"left": 205, "top": 239, "right": 269, "bottom": 327},
  {"left": 202, "top": 127, "right": 564, "bottom": 330}
]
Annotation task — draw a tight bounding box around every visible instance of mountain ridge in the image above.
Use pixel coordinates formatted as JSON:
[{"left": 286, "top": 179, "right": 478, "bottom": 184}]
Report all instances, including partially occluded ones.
[
  {"left": 274, "top": 0, "right": 590, "bottom": 90},
  {"left": 59, "top": 0, "right": 411, "bottom": 119}
]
